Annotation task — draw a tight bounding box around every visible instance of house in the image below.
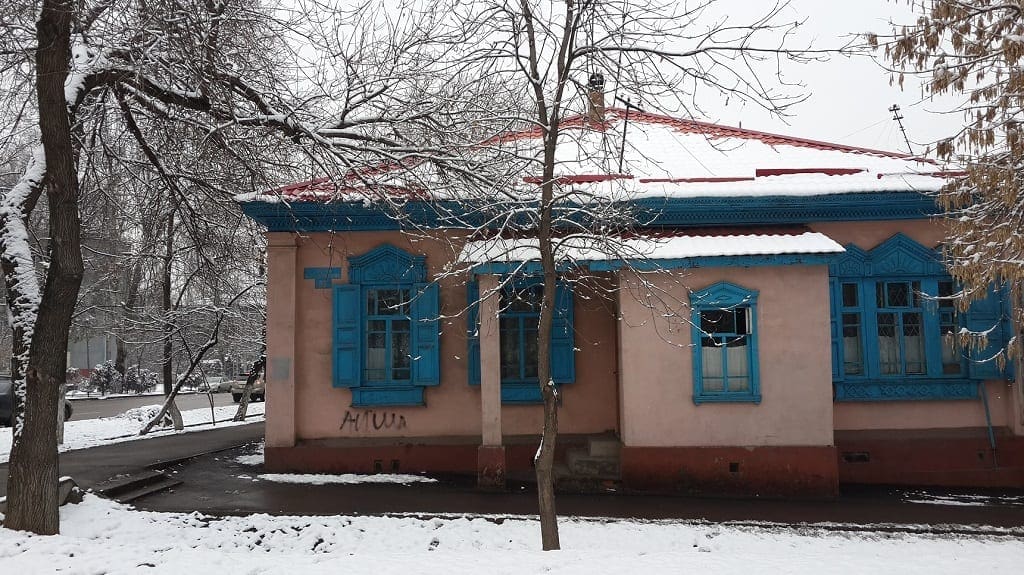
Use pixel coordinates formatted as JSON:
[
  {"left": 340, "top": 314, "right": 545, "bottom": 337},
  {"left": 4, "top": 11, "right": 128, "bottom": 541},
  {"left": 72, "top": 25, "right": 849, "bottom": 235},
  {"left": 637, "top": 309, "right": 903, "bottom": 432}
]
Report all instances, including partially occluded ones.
[{"left": 238, "top": 107, "right": 1024, "bottom": 496}]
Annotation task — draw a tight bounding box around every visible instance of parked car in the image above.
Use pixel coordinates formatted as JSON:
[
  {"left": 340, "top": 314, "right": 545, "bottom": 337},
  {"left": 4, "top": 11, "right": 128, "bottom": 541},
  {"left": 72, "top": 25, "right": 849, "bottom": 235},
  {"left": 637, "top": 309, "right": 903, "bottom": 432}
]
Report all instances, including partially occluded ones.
[
  {"left": 230, "top": 376, "right": 265, "bottom": 403},
  {"left": 0, "top": 375, "right": 73, "bottom": 426},
  {"left": 199, "top": 376, "right": 232, "bottom": 393}
]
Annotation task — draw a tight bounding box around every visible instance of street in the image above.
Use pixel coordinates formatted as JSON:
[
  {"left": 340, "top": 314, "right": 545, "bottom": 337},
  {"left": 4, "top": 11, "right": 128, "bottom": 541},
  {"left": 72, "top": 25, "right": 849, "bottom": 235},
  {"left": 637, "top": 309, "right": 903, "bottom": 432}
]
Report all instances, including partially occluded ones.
[{"left": 67, "top": 392, "right": 239, "bottom": 420}]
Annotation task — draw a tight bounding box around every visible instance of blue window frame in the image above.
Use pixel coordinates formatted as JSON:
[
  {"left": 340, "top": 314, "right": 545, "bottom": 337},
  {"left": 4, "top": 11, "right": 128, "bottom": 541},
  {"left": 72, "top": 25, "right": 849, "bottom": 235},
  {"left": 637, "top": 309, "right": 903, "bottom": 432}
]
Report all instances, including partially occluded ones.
[
  {"left": 332, "top": 245, "right": 439, "bottom": 407},
  {"left": 363, "top": 287, "right": 413, "bottom": 384},
  {"left": 690, "top": 282, "right": 761, "bottom": 404},
  {"left": 499, "top": 285, "right": 542, "bottom": 383},
  {"left": 467, "top": 279, "right": 575, "bottom": 403},
  {"left": 829, "top": 234, "right": 1009, "bottom": 401}
]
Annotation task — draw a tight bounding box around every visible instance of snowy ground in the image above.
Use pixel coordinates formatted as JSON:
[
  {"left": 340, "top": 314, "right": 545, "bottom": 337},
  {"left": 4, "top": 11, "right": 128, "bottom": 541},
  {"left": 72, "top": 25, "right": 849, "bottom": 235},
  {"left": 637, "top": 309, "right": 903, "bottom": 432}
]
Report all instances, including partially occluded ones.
[
  {"left": 0, "top": 402, "right": 265, "bottom": 464},
  {"left": 0, "top": 494, "right": 1021, "bottom": 574}
]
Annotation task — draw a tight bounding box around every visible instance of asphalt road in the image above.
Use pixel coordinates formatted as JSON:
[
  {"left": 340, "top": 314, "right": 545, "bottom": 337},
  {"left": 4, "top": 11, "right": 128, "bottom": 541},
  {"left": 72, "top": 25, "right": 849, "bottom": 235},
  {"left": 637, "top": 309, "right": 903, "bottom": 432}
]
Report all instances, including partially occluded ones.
[{"left": 68, "top": 392, "right": 238, "bottom": 420}]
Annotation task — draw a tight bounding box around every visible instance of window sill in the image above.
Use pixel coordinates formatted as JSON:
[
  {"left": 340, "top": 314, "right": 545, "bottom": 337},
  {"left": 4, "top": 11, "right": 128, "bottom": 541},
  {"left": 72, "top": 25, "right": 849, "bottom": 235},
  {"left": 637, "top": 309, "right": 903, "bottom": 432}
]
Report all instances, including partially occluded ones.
[
  {"left": 350, "top": 386, "right": 425, "bottom": 407},
  {"left": 693, "top": 393, "right": 761, "bottom": 405}
]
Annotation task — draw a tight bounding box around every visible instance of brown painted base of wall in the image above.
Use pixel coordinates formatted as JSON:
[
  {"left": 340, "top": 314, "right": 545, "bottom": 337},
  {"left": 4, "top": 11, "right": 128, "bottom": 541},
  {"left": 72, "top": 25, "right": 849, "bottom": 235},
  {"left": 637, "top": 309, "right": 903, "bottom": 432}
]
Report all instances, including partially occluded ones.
[
  {"left": 836, "top": 428, "right": 1024, "bottom": 488},
  {"left": 265, "top": 435, "right": 583, "bottom": 477},
  {"left": 477, "top": 446, "right": 507, "bottom": 489},
  {"left": 620, "top": 446, "right": 840, "bottom": 498}
]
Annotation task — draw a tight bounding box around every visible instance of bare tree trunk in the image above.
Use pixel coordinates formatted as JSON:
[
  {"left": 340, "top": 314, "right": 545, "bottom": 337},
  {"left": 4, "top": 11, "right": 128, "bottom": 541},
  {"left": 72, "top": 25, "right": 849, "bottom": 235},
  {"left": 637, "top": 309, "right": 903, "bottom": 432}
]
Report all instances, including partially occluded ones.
[
  {"left": 140, "top": 291, "right": 248, "bottom": 435},
  {"left": 232, "top": 347, "right": 265, "bottom": 422},
  {"left": 161, "top": 202, "right": 182, "bottom": 429},
  {"left": 5, "top": 0, "right": 84, "bottom": 534},
  {"left": 535, "top": 170, "right": 561, "bottom": 551}
]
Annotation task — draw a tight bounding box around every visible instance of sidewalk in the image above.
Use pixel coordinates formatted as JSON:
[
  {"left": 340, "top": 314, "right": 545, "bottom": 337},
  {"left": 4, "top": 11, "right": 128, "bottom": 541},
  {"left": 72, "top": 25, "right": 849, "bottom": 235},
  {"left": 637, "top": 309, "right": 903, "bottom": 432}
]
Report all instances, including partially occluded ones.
[
  {"left": 139, "top": 434, "right": 1024, "bottom": 531},
  {"left": 0, "top": 422, "right": 264, "bottom": 497},
  {"left": 4, "top": 424, "right": 1023, "bottom": 531}
]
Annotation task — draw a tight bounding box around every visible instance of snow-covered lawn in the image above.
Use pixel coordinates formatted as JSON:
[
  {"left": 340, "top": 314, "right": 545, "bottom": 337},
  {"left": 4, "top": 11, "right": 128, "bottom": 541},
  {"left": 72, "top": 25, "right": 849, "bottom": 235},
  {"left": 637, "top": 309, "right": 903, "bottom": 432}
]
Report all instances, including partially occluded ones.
[
  {"left": 0, "top": 402, "right": 265, "bottom": 464},
  {"left": 0, "top": 495, "right": 1021, "bottom": 574}
]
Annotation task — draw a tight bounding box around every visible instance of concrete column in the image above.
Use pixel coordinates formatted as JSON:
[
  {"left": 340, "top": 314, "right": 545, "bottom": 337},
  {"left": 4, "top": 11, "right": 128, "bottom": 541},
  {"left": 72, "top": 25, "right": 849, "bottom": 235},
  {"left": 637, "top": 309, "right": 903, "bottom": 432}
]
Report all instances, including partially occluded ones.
[
  {"left": 477, "top": 273, "right": 506, "bottom": 488},
  {"left": 266, "top": 232, "right": 298, "bottom": 449}
]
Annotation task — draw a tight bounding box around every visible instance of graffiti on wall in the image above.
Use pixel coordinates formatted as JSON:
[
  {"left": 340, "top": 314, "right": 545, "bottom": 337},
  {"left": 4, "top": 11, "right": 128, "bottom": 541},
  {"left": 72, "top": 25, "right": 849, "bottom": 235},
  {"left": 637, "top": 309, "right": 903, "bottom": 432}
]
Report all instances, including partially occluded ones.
[{"left": 340, "top": 409, "right": 408, "bottom": 432}]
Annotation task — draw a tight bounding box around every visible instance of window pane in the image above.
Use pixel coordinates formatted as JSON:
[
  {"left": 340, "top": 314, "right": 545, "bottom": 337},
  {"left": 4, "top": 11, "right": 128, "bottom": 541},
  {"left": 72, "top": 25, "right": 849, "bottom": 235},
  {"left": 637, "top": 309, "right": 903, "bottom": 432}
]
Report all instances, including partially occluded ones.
[
  {"left": 877, "top": 312, "right": 900, "bottom": 374},
  {"left": 702, "top": 377, "right": 725, "bottom": 392},
  {"left": 701, "top": 338, "right": 724, "bottom": 379},
  {"left": 842, "top": 313, "right": 863, "bottom": 375},
  {"left": 503, "top": 286, "right": 542, "bottom": 313},
  {"left": 842, "top": 283, "right": 859, "bottom": 307},
  {"left": 392, "top": 332, "right": 410, "bottom": 370},
  {"left": 726, "top": 342, "right": 748, "bottom": 377},
  {"left": 701, "top": 309, "right": 736, "bottom": 335},
  {"left": 734, "top": 309, "right": 749, "bottom": 336},
  {"left": 500, "top": 322, "right": 520, "bottom": 380},
  {"left": 377, "top": 289, "right": 402, "bottom": 315},
  {"left": 524, "top": 327, "right": 538, "bottom": 378},
  {"left": 940, "top": 309, "right": 961, "bottom": 374},
  {"left": 366, "top": 331, "right": 386, "bottom": 380},
  {"left": 366, "top": 290, "right": 377, "bottom": 315},
  {"left": 942, "top": 332, "right": 961, "bottom": 374},
  {"left": 367, "top": 319, "right": 386, "bottom": 332},
  {"left": 887, "top": 282, "right": 909, "bottom": 307},
  {"left": 728, "top": 376, "right": 750, "bottom": 393},
  {"left": 904, "top": 312, "right": 925, "bottom": 374},
  {"left": 939, "top": 281, "right": 954, "bottom": 300}
]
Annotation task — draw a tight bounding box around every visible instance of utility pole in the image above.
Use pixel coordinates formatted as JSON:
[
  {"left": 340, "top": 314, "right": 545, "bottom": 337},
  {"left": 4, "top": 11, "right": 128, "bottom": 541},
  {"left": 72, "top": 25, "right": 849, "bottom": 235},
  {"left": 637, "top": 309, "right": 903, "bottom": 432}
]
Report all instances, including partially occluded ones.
[{"left": 889, "top": 104, "right": 913, "bottom": 155}]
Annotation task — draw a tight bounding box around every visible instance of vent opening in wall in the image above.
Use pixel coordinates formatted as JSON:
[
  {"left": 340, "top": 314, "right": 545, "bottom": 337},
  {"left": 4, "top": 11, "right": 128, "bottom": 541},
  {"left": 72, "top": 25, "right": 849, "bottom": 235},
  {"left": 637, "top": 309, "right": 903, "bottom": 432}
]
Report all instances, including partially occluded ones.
[
  {"left": 842, "top": 451, "right": 871, "bottom": 464},
  {"left": 728, "top": 462, "right": 740, "bottom": 473},
  {"left": 373, "top": 459, "right": 383, "bottom": 473},
  {"left": 391, "top": 459, "right": 401, "bottom": 472}
]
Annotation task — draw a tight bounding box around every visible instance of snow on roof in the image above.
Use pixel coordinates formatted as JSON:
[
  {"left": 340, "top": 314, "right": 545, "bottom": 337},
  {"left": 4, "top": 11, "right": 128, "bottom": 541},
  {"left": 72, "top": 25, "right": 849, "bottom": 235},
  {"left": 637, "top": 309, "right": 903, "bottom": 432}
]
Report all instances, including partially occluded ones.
[
  {"left": 458, "top": 227, "right": 844, "bottom": 264},
  {"left": 238, "top": 108, "right": 952, "bottom": 204}
]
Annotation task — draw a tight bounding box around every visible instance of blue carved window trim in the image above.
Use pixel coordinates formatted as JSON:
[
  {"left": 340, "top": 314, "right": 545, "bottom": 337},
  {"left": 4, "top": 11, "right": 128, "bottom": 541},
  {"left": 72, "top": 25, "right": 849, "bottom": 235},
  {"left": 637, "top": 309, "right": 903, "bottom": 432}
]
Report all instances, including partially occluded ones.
[
  {"left": 690, "top": 282, "right": 761, "bottom": 404},
  {"left": 467, "top": 278, "right": 575, "bottom": 404},
  {"left": 829, "top": 234, "right": 1008, "bottom": 402},
  {"left": 332, "top": 245, "right": 439, "bottom": 407}
]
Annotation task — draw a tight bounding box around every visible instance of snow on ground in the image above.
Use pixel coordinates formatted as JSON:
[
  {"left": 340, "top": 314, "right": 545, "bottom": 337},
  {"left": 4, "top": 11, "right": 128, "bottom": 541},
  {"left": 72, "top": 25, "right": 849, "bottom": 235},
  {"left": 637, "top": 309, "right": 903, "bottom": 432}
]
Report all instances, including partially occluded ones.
[
  {"left": 0, "top": 402, "right": 265, "bottom": 464},
  {"left": 233, "top": 441, "right": 264, "bottom": 465},
  {"left": 902, "top": 490, "right": 1024, "bottom": 508},
  {"left": 65, "top": 389, "right": 170, "bottom": 400},
  {"left": 257, "top": 472, "right": 437, "bottom": 485},
  {"left": 0, "top": 495, "right": 1021, "bottom": 574}
]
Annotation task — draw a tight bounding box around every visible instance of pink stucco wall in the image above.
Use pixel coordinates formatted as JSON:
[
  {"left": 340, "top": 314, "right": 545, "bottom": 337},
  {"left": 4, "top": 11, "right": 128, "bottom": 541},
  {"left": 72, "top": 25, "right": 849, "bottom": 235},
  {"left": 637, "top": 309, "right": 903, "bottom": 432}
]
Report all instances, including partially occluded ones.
[
  {"left": 810, "top": 220, "right": 1016, "bottom": 433},
  {"left": 616, "top": 265, "right": 835, "bottom": 448},
  {"left": 266, "top": 231, "right": 619, "bottom": 446},
  {"left": 264, "top": 218, "right": 1022, "bottom": 453}
]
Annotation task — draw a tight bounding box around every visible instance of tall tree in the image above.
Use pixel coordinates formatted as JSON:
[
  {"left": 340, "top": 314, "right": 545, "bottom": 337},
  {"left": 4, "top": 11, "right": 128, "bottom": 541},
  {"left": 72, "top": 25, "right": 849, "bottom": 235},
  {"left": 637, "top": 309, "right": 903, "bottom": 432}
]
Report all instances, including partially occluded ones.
[
  {"left": 0, "top": 0, "right": 498, "bottom": 534},
  {"left": 390, "top": 0, "right": 839, "bottom": 550},
  {"left": 4, "top": 0, "right": 83, "bottom": 534}
]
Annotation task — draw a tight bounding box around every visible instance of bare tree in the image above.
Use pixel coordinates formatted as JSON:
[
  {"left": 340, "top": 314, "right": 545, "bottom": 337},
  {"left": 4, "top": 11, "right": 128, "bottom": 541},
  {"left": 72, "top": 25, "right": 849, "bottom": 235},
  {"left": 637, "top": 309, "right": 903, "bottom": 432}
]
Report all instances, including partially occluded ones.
[
  {"left": 0, "top": 0, "right": 504, "bottom": 534},
  {"left": 344, "top": 0, "right": 841, "bottom": 550}
]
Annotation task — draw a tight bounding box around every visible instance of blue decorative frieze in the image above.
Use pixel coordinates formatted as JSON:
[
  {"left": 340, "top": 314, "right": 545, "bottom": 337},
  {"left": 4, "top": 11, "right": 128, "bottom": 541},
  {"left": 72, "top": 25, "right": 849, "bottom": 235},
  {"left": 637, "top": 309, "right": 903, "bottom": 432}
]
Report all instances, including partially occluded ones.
[
  {"left": 834, "top": 380, "right": 979, "bottom": 402},
  {"left": 303, "top": 267, "right": 341, "bottom": 288}
]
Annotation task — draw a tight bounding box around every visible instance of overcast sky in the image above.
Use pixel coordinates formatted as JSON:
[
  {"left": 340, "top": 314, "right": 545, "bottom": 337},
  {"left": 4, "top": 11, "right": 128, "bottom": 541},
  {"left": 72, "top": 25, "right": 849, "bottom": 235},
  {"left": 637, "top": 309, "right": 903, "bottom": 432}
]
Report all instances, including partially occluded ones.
[{"left": 705, "top": 1, "right": 960, "bottom": 155}]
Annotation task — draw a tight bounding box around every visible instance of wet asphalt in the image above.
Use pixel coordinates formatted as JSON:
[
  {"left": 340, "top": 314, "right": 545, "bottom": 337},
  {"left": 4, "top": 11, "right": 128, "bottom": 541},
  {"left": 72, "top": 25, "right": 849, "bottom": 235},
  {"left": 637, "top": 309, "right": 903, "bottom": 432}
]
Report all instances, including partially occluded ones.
[{"left": 3, "top": 423, "right": 1024, "bottom": 531}]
